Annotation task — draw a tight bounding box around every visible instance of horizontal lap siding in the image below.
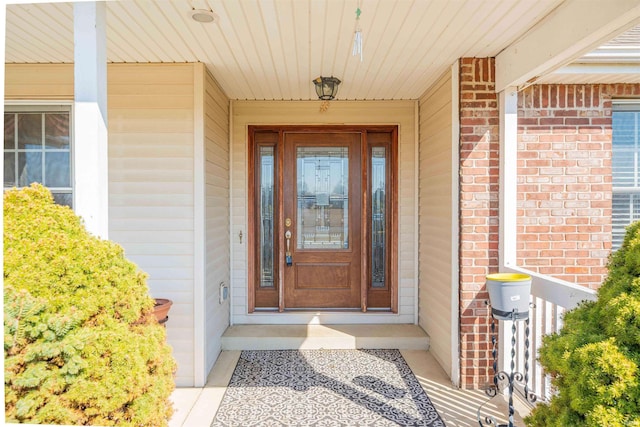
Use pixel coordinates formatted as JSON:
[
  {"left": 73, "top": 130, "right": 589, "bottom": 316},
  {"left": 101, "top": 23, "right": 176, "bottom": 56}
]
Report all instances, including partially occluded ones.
[
  {"left": 5, "top": 63, "right": 198, "bottom": 386},
  {"left": 231, "top": 100, "right": 417, "bottom": 324},
  {"left": 5, "top": 64, "right": 74, "bottom": 99},
  {"left": 108, "top": 64, "right": 195, "bottom": 387},
  {"left": 204, "top": 69, "right": 230, "bottom": 374},
  {"left": 418, "top": 69, "right": 454, "bottom": 378}
]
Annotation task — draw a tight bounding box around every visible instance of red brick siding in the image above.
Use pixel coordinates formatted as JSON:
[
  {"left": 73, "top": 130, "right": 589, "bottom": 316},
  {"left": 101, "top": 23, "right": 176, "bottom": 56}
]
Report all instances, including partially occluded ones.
[
  {"left": 458, "top": 57, "right": 499, "bottom": 389},
  {"left": 454, "top": 64, "right": 617, "bottom": 389},
  {"left": 517, "top": 84, "right": 640, "bottom": 289},
  {"left": 458, "top": 60, "right": 640, "bottom": 389}
]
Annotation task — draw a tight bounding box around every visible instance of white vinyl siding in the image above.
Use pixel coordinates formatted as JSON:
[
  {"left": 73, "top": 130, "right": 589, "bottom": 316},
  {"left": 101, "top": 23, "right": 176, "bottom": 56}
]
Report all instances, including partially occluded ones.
[
  {"left": 5, "top": 63, "right": 225, "bottom": 387},
  {"left": 108, "top": 64, "right": 196, "bottom": 386},
  {"left": 230, "top": 100, "right": 417, "bottom": 324},
  {"left": 4, "top": 64, "right": 75, "bottom": 100},
  {"left": 203, "top": 68, "right": 231, "bottom": 374},
  {"left": 418, "top": 69, "right": 455, "bottom": 377},
  {"left": 612, "top": 102, "right": 640, "bottom": 250}
]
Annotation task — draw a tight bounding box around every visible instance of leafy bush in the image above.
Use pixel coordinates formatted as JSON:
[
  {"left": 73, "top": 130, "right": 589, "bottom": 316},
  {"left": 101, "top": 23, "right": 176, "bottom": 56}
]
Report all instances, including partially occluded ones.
[
  {"left": 4, "top": 184, "right": 176, "bottom": 426},
  {"left": 525, "top": 221, "right": 640, "bottom": 427}
]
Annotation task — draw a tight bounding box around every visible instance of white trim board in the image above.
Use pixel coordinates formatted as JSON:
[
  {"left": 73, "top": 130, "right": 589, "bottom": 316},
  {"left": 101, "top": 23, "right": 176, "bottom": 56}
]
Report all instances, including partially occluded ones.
[
  {"left": 450, "top": 60, "right": 461, "bottom": 388},
  {"left": 193, "top": 63, "right": 206, "bottom": 387}
]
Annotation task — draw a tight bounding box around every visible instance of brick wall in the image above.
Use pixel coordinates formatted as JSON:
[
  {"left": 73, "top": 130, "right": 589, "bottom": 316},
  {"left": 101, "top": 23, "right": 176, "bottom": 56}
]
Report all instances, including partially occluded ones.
[
  {"left": 458, "top": 57, "right": 499, "bottom": 389},
  {"left": 458, "top": 63, "right": 640, "bottom": 389},
  {"left": 518, "top": 84, "right": 640, "bottom": 289}
]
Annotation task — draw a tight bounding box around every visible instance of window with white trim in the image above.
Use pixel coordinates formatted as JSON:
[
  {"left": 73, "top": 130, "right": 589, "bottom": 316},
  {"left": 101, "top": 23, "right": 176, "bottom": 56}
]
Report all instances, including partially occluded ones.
[
  {"left": 612, "top": 102, "right": 640, "bottom": 250},
  {"left": 4, "top": 105, "right": 73, "bottom": 207}
]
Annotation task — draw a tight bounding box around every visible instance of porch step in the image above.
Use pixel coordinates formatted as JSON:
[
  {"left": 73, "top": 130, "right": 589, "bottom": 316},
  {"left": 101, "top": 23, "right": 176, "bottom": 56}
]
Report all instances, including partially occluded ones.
[{"left": 221, "top": 324, "right": 430, "bottom": 351}]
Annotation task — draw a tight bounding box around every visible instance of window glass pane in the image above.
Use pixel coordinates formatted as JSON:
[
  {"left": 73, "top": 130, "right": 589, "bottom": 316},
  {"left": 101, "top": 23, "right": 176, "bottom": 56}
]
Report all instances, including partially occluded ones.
[
  {"left": 259, "top": 146, "right": 275, "bottom": 288},
  {"left": 17, "top": 113, "right": 42, "bottom": 149},
  {"left": 17, "top": 151, "right": 43, "bottom": 186},
  {"left": 613, "top": 193, "right": 640, "bottom": 250},
  {"left": 52, "top": 192, "right": 73, "bottom": 208},
  {"left": 612, "top": 112, "right": 636, "bottom": 147},
  {"left": 5, "top": 114, "right": 15, "bottom": 149},
  {"left": 45, "top": 152, "right": 71, "bottom": 187},
  {"left": 611, "top": 108, "right": 640, "bottom": 250},
  {"left": 612, "top": 107, "right": 640, "bottom": 250},
  {"left": 45, "top": 113, "right": 70, "bottom": 149},
  {"left": 612, "top": 146, "right": 635, "bottom": 187},
  {"left": 297, "top": 146, "right": 348, "bottom": 250},
  {"left": 613, "top": 111, "right": 639, "bottom": 187},
  {"left": 612, "top": 193, "right": 630, "bottom": 250},
  {"left": 4, "top": 152, "right": 15, "bottom": 187},
  {"left": 5, "top": 107, "right": 72, "bottom": 207},
  {"left": 371, "top": 147, "right": 387, "bottom": 288}
]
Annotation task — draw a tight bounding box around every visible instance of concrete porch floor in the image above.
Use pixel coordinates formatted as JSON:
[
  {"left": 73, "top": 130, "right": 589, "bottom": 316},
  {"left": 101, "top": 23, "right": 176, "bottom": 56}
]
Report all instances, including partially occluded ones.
[{"left": 169, "top": 325, "right": 527, "bottom": 426}]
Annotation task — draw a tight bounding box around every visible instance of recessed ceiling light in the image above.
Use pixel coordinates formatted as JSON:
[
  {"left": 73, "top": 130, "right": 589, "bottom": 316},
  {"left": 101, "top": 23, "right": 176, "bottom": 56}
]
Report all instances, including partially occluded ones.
[{"left": 190, "top": 9, "right": 218, "bottom": 24}]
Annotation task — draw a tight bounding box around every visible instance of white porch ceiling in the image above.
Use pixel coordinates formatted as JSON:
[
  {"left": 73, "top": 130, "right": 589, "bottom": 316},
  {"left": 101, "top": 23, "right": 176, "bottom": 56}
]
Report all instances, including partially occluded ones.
[{"left": 5, "top": 0, "right": 638, "bottom": 100}]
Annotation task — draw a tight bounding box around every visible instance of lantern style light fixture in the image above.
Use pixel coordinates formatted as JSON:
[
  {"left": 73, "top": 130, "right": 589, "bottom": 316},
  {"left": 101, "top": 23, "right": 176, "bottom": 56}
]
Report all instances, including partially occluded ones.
[{"left": 312, "top": 76, "right": 341, "bottom": 100}]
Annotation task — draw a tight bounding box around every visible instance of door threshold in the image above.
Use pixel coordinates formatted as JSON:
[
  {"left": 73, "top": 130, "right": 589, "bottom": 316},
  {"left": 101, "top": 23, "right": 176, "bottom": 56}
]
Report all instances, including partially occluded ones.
[
  {"left": 252, "top": 308, "right": 393, "bottom": 313},
  {"left": 286, "top": 308, "right": 363, "bottom": 312}
]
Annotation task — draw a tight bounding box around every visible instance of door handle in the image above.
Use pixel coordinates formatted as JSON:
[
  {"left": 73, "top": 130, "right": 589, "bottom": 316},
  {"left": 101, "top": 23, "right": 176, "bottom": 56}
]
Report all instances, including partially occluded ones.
[{"left": 285, "top": 230, "right": 292, "bottom": 266}]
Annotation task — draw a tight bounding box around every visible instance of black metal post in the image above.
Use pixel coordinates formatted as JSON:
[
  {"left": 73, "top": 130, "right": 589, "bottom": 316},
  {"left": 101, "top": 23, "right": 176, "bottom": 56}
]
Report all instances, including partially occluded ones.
[{"left": 478, "top": 307, "right": 537, "bottom": 427}]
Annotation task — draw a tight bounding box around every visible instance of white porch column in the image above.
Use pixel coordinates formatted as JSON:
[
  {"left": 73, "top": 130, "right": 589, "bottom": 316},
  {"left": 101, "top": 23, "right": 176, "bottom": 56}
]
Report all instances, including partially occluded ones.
[
  {"left": 497, "top": 87, "right": 519, "bottom": 378},
  {"left": 74, "top": 1, "right": 108, "bottom": 238},
  {"left": 498, "top": 88, "right": 518, "bottom": 269}
]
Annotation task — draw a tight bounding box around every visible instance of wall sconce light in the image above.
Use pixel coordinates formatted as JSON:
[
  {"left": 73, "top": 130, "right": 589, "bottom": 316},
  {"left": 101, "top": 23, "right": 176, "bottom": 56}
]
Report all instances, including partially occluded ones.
[{"left": 312, "top": 76, "right": 341, "bottom": 100}]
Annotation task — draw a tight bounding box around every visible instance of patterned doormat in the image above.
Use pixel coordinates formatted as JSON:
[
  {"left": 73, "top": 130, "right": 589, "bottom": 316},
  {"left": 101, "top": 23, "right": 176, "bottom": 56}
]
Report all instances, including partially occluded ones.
[{"left": 211, "top": 349, "right": 445, "bottom": 426}]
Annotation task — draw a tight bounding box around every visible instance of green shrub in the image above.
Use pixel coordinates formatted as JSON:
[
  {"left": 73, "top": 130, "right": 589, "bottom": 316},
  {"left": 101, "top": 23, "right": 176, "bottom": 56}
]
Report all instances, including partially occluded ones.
[
  {"left": 4, "top": 184, "right": 176, "bottom": 426},
  {"left": 525, "top": 221, "right": 640, "bottom": 427}
]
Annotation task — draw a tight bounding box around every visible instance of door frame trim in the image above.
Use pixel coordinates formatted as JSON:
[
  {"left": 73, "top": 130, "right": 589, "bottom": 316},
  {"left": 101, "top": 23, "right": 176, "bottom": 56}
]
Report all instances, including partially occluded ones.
[{"left": 247, "top": 125, "right": 398, "bottom": 313}]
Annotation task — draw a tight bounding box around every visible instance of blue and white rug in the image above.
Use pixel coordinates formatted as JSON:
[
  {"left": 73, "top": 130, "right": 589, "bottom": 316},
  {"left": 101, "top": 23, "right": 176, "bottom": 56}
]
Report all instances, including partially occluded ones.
[{"left": 211, "top": 349, "right": 445, "bottom": 426}]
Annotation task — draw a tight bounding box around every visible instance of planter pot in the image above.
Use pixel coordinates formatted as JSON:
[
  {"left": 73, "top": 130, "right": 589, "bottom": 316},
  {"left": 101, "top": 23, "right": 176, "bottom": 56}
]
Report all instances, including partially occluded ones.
[
  {"left": 153, "top": 298, "right": 173, "bottom": 326},
  {"left": 486, "top": 273, "right": 531, "bottom": 320}
]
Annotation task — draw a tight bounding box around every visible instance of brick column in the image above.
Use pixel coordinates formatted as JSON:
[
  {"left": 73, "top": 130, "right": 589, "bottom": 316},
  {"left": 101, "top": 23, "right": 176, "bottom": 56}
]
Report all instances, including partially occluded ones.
[{"left": 458, "top": 58, "right": 499, "bottom": 389}]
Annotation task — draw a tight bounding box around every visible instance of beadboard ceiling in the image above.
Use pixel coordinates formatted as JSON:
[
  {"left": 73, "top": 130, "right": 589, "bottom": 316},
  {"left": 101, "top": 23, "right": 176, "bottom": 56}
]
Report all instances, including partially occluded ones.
[{"left": 5, "top": 0, "right": 638, "bottom": 100}]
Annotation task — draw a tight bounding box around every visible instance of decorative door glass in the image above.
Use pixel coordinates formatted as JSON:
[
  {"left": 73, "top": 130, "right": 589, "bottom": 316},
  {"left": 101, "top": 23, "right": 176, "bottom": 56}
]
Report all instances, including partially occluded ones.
[
  {"left": 259, "top": 146, "right": 275, "bottom": 287},
  {"left": 296, "top": 146, "right": 348, "bottom": 250},
  {"left": 371, "top": 146, "right": 387, "bottom": 288}
]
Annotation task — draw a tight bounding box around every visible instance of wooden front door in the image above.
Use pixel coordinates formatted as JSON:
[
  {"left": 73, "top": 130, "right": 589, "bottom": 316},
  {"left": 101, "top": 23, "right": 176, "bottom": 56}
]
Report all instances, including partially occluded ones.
[
  {"left": 249, "top": 126, "right": 397, "bottom": 313},
  {"left": 283, "top": 132, "right": 362, "bottom": 308}
]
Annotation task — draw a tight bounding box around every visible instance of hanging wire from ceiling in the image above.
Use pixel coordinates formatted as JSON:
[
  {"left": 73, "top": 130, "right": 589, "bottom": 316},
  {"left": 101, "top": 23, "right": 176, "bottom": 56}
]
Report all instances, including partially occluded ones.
[{"left": 352, "top": 0, "right": 363, "bottom": 62}]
